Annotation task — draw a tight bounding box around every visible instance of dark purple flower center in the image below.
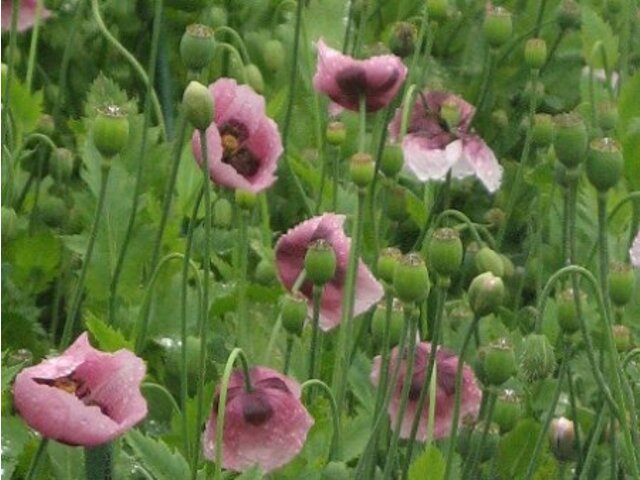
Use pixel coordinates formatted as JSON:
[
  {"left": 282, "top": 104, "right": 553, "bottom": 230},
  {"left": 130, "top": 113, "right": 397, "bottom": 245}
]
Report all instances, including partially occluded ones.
[
  {"left": 219, "top": 121, "right": 259, "bottom": 178},
  {"left": 335, "top": 65, "right": 401, "bottom": 99},
  {"left": 241, "top": 392, "right": 274, "bottom": 426}
]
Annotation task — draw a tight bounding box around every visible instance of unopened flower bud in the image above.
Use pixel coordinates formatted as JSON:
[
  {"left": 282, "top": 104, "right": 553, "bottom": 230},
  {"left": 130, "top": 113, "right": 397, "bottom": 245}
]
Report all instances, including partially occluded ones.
[
  {"left": 597, "top": 100, "right": 618, "bottom": 132},
  {"left": 304, "top": 239, "right": 337, "bottom": 286},
  {"left": 1, "top": 206, "right": 18, "bottom": 243},
  {"left": 380, "top": 144, "right": 404, "bottom": 177},
  {"left": 93, "top": 105, "right": 129, "bottom": 158},
  {"left": 244, "top": 64, "right": 265, "bottom": 93},
  {"left": 586, "top": 138, "right": 623, "bottom": 192},
  {"left": 468, "top": 272, "right": 504, "bottom": 317},
  {"left": 50, "top": 148, "right": 74, "bottom": 183},
  {"left": 483, "top": 338, "right": 516, "bottom": 385},
  {"left": 388, "top": 22, "right": 416, "bottom": 58},
  {"left": 524, "top": 38, "right": 547, "bottom": 69},
  {"left": 484, "top": 208, "right": 505, "bottom": 230},
  {"left": 180, "top": 24, "right": 215, "bottom": 71},
  {"left": 531, "top": 113, "right": 554, "bottom": 147},
  {"left": 549, "top": 417, "right": 576, "bottom": 462},
  {"left": 553, "top": 112, "right": 588, "bottom": 170},
  {"left": 557, "top": 0, "right": 581, "bottom": 30},
  {"left": 235, "top": 188, "right": 256, "bottom": 210},
  {"left": 612, "top": 324, "right": 632, "bottom": 352},
  {"left": 326, "top": 121, "right": 347, "bottom": 146},
  {"left": 608, "top": 261, "right": 635, "bottom": 307},
  {"left": 386, "top": 184, "right": 408, "bottom": 222},
  {"left": 491, "top": 109, "right": 508, "bottom": 129},
  {"left": 483, "top": 6, "right": 512, "bottom": 48},
  {"left": 520, "top": 333, "right": 556, "bottom": 383},
  {"left": 556, "top": 288, "right": 581, "bottom": 334},
  {"left": 475, "top": 247, "right": 505, "bottom": 277},
  {"left": 377, "top": 247, "right": 403, "bottom": 285},
  {"left": 183, "top": 81, "right": 214, "bottom": 131},
  {"left": 255, "top": 258, "right": 276, "bottom": 285},
  {"left": 262, "top": 39, "right": 285, "bottom": 72},
  {"left": 427, "top": 0, "right": 449, "bottom": 21},
  {"left": 428, "top": 227, "right": 463, "bottom": 280},
  {"left": 39, "top": 194, "right": 68, "bottom": 229},
  {"left": 371, "top": 300, "right": 404, "bottom": 348},
  {"left": 500, "top": 255, "right": 515, "bottom": 278},
  {"left": 494, "top": 389, "right": 522, "bottom": 433},
  {"left": 281, "top": 293, "right": 308, "bottom": 336},
  {"left": 393, "top": 253, "right": 431, "bottom": 303},
  {"left": 350, "top": 152, "right": 375, "bottom": 188},
  {"left": 212, "top": 198, "right": 233, "bottom": 228}
]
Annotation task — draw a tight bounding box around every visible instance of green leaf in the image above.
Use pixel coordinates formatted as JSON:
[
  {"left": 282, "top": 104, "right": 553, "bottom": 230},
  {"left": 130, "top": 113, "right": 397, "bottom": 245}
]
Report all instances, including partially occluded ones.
[
  {"left": 9, "top": 229, "right": 61, "bottom": 293},
  {"left": 1, "top": 416, "right": 32, "bottom": 479},
  {"left": 126, "top": 430, "right": 191, "bottom": 480},
  {"left": 48, "top": 442, "right": 84, "bottom": 480},
  {"left": 85, "top": 73, "right": 136, "bottom": 117},
  {"left": 618, "top": 72, "right": 640, "bottom": 189},
  {"left": 85, "top": 314, "right": 133, "bottom": 352},
  {"left": 1, "top": 352, "right": 25, "bottom": 395},
  {"left": 581, "top": 7, "right": 619, "bottom": 70},
  {"left": 0, "top": 69, "right": 43, "bottom": 137},
  {"left": 496, "top": 418, "right": 542, "bottom": 478},
  {"left": 408, "top": 445, "right": 446, "bottom": 480}
]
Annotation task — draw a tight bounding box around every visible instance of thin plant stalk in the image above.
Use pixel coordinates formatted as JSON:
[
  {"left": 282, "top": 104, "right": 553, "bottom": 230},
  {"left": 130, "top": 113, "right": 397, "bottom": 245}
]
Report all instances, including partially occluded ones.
[
  {"left": 301, "top": 379, "right": 341, "bottom": 461},
  {"left": 308, "top": 285, "right": 323, "bottom": 381},
  {"left": 25, "top": 0, "right": 44, "bottom": 91},
  {"left": 84, "top": 443, "right": 114, "bottom": 480}
]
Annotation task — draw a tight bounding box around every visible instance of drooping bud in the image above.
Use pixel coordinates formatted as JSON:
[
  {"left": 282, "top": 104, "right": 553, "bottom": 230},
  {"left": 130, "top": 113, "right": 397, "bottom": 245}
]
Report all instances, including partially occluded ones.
[
  {"left": 377, "top": 247, "right": 403, "bottom": 285},
  {"left": 608, "top": 261, "right": 635, "bottom": 308},
  {"left": 326, "top": 121, "right": 347, "bottom": 146},
  {"left": 553, "top": 112, "right": 588, "bottom": 170},
  {"left": 388, "top": 22, "right": 417, "bottom": 58},
  {"left": 612, "top": 324, "right": 633, "bottom": 352},
  {"left": 494, "top": 389, "right": 522, "bottom": 433},
  {"left": 50, "top": 148, "right": 75, "bottom": 183},
  {"left": 371, "top": 300, "right": 404, "bottom": 348},
  {"left": 304, "top": 239, "right": 337, "bottom": 286},
  {"left": 255, "top": 258, "right": 276, "bottom": 285},
  {"left": 500, "top": 255, "right": 515, "bottom": 278},
  {"left": 393, "top": 253, "right": 431, "bottom": 303},
  {"left": 586, "top": 137, "right": 623, "bottom": 192},
  {"left": 92, "top": 105, "right": 129, "bottom": 159},
  {"left": 380, "top": 144, "right": 404, "bottom": 177},
  {"left": 281, "top": 293, "right": 308, "bottom": 337},
  {"left": 468, "top": 272, "right": 505, "bottom": 317},
  {"left": 183, "top": 81, "right": 214, "bottom": 131},
  {"left": 262, "top": 39, "right": 285, "bottom": 72},
  {"left": 483, "top": 338, "right": 516, "bottom": 385},
  {"left": 39, "top": 194, "right": 68, "bottom": 229},
  {"left": 520, "top": 334, "right": 556, "bottom": 383},
  {"left": 524, "top": 38, "right": 547, "bottom": 69},
  {"left": 244, "top": 64, "right": 265, "bottom": 93},
  {"left": 549, "top": 417, "right": 576, "bottom": 462},
  {"left": 35, "top": 114, "right": 55, "bottom": 137},
  {"left": 483, "top": 6, "right": 513, "bottom": 48},
  {"left": 556, "top": 288, "right": 581, "bottom": 334},
  {"left": 428, "top": 227, "right": 463, "bottom": 280},
  {"left": 180, "top": 24, "right": 215, "bottom": 71},
  {"left": 350, "top": 152, "right": 375, "bottom": 188},
  {"left": 475, "top": 247, "right": 505, "bottom": 277}
]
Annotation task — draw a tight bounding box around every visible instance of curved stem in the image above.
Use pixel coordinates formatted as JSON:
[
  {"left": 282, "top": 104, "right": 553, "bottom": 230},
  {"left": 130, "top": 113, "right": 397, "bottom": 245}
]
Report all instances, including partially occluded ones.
[
  {"left": 301, "top": 379, "right": 341, "bottom": 461},
  {"left": 214, "top": 26, "right": 252, "bottom": 64},
  {"left": 60, "top": 164, "right": 111, "bottom": 348},
  {"left": 372, "top": 291, "right": 394, "bottom": 425},
  {"left": 214, "top": 42, "right": 248, "bottom": 82},
  {"left": 141, "top": 382, "right": 181, "bottom": 414},
  {"left": 435, "top": 209, "right": 485, "bottom": 246}
]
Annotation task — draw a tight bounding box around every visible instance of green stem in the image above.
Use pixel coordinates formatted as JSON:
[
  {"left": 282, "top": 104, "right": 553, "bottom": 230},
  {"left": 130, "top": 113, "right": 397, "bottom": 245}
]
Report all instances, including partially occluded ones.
[
  {"left": 215, "top": 43, "right": 248, "bottom": 82},
  {"left": 60, "top": 163, "right": 111, "bottom": 348},
  {"left": 214, "top": 26, "right": 252, "bottom": 63},
  {"left": 372, "top": 291, "right": 394, "bottom": 424},
  {"left": 24, "top": 438, "right": 48, "bottom": 480},
  {"left": 471, "top": 50, "right": 496, "bottom": 127},
  {"left": 463, "top": 390, "right": 497, "bottom": 479},
  {"left": 262, "top": 312, "right": 282, "bottom": 365},
  {"left": 565, "top": 362, "right": 582, "bottom": 470},
  {"left": 237, "top": 208, "right": 249, "bottom": 348},
  {"left": 332, "top": 147, "right": 340, "bottom": 212},
  {"left": 2, "top": 0, "right": 20, "bottom": 148},
  {"left": 283, "top": 335, "right": 294, "bottom": 374},
  {"left": 533, "top": 0, "right": 548, "bottom": 36},
  {"left": 141, "top": 382, "right": 182, "bottom": 414},
  {"left": 25, "top": 0, "right": 44, "bottom": 91},
  {"left": 578, "top": 405, "right": 607, "bottom": 480},
  {"left": 84, "top": 443, "right": 113, "bottom": 480},
  {"left": 301, "top": 379, "right": 341, "bottom": 461},
  {"left": 308, "top": 285, "right": 323, "bottom": 381}
]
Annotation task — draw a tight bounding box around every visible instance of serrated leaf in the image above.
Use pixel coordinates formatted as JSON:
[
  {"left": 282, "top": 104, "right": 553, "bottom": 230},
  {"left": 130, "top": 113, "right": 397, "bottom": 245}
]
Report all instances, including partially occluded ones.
[
  {"left": 1, "top": 416, "right": 32, "bottom": 479},
  {"left": 618, "top": 73, "right": 640, "bottom": 189},
  {"left": 85, "top": 313, "right": 133, "bottom": 352},
  {"left": 496, "top": 418, "right": 542, "bottom": 478},
  {"left": 48, "top": 442, "right": 84, "bottom": 480},
  {"left": 581, "top": 7, "right": 619, "bottom": 70},
  {"left": 9, "top": 229, "right": 61, "bottom": 293},
  {"left": 408, "top": 445, "right": 445, "bottom": 480},
  {"left": 1, "top": 69, "right": 43, "bottom": 137},
  {"left": 85, "top": 73, "right": 136, "bottom": 117},
  {"left": 126, "top": 430, "right": 191, "bottom": 480}
]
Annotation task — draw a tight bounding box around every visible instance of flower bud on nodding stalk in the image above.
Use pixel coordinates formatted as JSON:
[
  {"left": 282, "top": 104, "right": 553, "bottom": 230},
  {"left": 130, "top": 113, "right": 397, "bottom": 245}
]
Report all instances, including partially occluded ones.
[
  {"left": 180, "top": 24, "right": 215, "bottom": 71},
  {"left": 553, "top": 112, "right": 588, "bottom": 170},
  {"left": 50, "top": 148, "right": 74, "bottom": 183},
  {"left": 586, "top": 137, "right": 623, "bottom": 192},
  {"left": 377, "top": 247, "right": 403, "bottom": 285},
  {"left": 428, "top": 228, "right": 463, "bottom": 280},
  {"left": 468, "top": 272, "right": 505, "bottom": 317},
  {"left": 93, "top": 105, "right": 129, "bottom": 159},
  {"left": 483, "top": 6, "right": 513, "bottom": 48},
  {"left": 304, "top": 239, "right": 337, "bottom": 286},
  {"left": 612, "top": 324, "right": 633, "bottom": 353},
  {"left": 244, "top": 64, "right": 265, "bottom": 93},
  {"left": 520, "top": 333, "right": 556, "bottom": 383},
  {"left": 393, "top": 253, "right": 431, "bottom": 303},
  {"left": 549, "top": 417, "right": 576, "bottom": 462},
  {"left": 281, "top": 293, "right": 308, "bottom": 337},
  {"left": 608, "top": 261, "right": 635, "bottom": 308},
  {"left": 183, "top": 81, "right": 214, "bottom": 131},
  {"left": 556, "top": 288, "right": 581, "bottom": 334}
]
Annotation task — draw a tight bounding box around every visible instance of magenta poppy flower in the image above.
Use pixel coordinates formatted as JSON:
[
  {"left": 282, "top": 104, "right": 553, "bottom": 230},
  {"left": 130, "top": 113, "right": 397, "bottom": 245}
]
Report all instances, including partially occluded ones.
[
  {"left": 203, "top": 367, "right": 313, "bottom": 473},
  {"left": 1, "top": 0, "right": 51, "bottom": 32},
  {"left": 192, "top": 78, "right": 282, "bottom": 193},
  {"left": 371, "top": 342, "right": 481, "bottom": 441},
  {"left": 631, "top": 231, "right": 640, "bottom": 268},
  {"left": 12, "top": 333, "right": 147, "bottom": 447},
  {"left": 388, "top": 90, "right": 503, "bottom": 193},
  {"left": 275, "top": 213, "right": 384, "bottom": 331},
  {"left": 313, "top": 38, "right": 408, "bottom": 113}
]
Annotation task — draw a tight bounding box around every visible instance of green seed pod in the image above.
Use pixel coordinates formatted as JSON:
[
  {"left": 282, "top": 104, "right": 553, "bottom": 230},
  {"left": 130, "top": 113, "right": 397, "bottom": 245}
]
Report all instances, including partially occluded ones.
[
  {"left": 468, "top": 271, "right": 505, "bottom": 317},
  {"left": 524, "top": 38, "right": 547, "bottom": 69},
  {"left": 549, "top": 417, "right": 576, "bottom": 462},
  {"left": 483, "top": 338, "right": 516, "bottom": 385},
  {"left": 281, "top": 293, "right": 308, "bottom": 337},
  {"left": 386, "top": 184, "right": 409, "bottom": 222},
  {"left": 183, "top": 81, "right": 213, "bottom": 131},
  {"left": 50, "top": 148, "right": 75, "bottom": 183},
  {"left": 556, "top": 288, "right": 580, "bottom": 334},
  {"left": 377, "top": 247, "right": 403, "bottom": 285},
  {"left": 597, "top": 100, "right": 618, "bottom": 133},
  {"left": 262, "top": 39, "right": 285, "bottom": 72},
  {"left": 500, "top": 255, "right": 515, "bottom": 278},
  {"left": 380, "top": 144, "right": 404, "bottom": 177},
  {"left": 180, "top": 24, "right": 215, "bottom": 71},
  {"left": 255, "top": 258, "right": 276, "bottom": 285},
  {"left": 531, "top": 113, "right": 554, "bottom": 148},
  {"left": 371, "top": 300, "right": 404, "bottom": 348},
  {"left": 393, "top": 253, "right": 431, "bottom": 303},
  {"left": 35, "top": 114, "right": 55, "bottom": 137},
  {"left": 491, "top": 109, "right": 509, "bottom": 130},
  {"left": 612, "top": 324, "right": 633, "bottom": 352},
  {"left": 494, "top": 389, "right": 522, "bottom": 433},
  {"left": 428, "top": 227, "right": 463, "bottom": 279},
  {"left": 304, "top": 239, "right": 337, "bottom": 286},
  {"left": 586, "top": 137, "right": 623, "bottom": 192},
  {"left": 212, "top": 198, "right": 233, "bottom": 228},
  {"left": 244, "top": 64, "right": 265, "bottom": 93},
  {"left": 1, "top": 206, "right": 18, "bottom": 243},
  {"left": 608, "top": 261, "right": 635, "bottom": 308},
  {"left": 326, "top": 121, "right": 347, "bottom": 146},
  {"left": 92, "top": 105, "right": 129, "bottom": 158},
  {"left": 483, "top": 6, "right": 513, "bottom": 48},
  {"left": 475, "top": 247, "right": 505, "bottom": 277},
  {"left": 235, "top": 188, "right": 257, "bottom": 211},
  {"left": 553, "top": 112, "right": 588, "bottom": 170},
  {"left": 556, "top": 0, "right": 581, "bottom": 30},
  {"left": 388, "top": 22, "right": 417, "bottom": 58},
  {"left": 350, "top": 152, "right": 375, "bottom": 188},
  {"left": 427, "top": 0, "right": 449, "bottom": 22},
  {"left": 520, "top": 333, "right": 556, "bottom": 383}
]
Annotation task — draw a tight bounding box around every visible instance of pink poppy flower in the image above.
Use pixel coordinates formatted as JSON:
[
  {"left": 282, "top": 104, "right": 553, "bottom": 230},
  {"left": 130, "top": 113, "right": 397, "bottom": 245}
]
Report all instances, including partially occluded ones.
[
  {"left": 274, "top": 213, "right": 384, "bottom": 331},
  {"left": 631, "top": 231, "right": 640, "bottom": 268},
  {"left": 313, "top": 38, "right": 408, "bottom": 113},
  {"left": 203, "top": 367, "right": 313, "bottom": 473},
  {"left": 192, "top": 78, "right": 282, "bottom": 193},
  {"left": 371, "top": 342, "right": 481, "bottom": 441},
  {"left": 1, "top": 0, "right": 51, "bottom": 32},
  {"left": 388, "top": 90, "right": 503, "bottom": 193},
  {"left": 12, "top": 332, "right": 147, "bottom": 447}
]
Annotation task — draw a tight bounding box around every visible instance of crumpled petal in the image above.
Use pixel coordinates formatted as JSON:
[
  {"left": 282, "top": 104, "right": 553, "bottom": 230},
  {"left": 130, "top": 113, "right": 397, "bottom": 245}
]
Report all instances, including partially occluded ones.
[
  {"left": 458, "top": 136, "right": 503, "bottom": 193},
  {"left": 402, "top": 136, "right": 462, "bottom": 182},
  {"left": 12, "top": 333, "right": 147, "bottom": 447}
]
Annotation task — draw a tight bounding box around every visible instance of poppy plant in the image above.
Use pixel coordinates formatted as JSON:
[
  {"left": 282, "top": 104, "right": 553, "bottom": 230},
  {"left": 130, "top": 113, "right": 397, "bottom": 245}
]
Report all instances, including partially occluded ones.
[
  {"left": 203, "top": 367, "right": 314, "bottom": 473},
  {"left": 275, "top": 213, "right": 384, "bottom": 331},
  {"left": 371, "top": 342, "right": 482, "bottom": 441},
  {"left": 1, "top": 0, "right": 51, "bottom": 32},
  {"left": 192, "top": 78, "right": 282, "bottom": 193},
  {"left": 313, "top": 38, "right": 408, "bottom": 112},
  {"left": 12, "top": 332, "right": 147, "bottom": 447},
  {"left": 388, "top": 90, "right": 503, "bottom": 193}
]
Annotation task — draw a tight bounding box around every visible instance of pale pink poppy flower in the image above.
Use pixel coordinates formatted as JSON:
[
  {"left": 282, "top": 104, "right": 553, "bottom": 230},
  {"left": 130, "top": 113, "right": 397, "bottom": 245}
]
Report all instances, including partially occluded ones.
[
  {"left": 192, "top": 78, "right": 282, "bottom": 193},
  {"left": 388, "top": 90, "right": 503, "bottom": 193},
  {"left": 203, "top": 367, "right": 313, "bottom": 473},
  {"left": 1, "top": 0, "right": 51, "bottom": 32},
  {"left": 313, "top": 38, "right": 408, "bottom": 113},
  {"left": 630, "top": 231, "right": 640, "bottom": 268},
  {"left": 371, "top": 342, "right": 482, "bottom": 441},
  {"left": 275, "top": 213, "right": 384, "bottom": 331},
  {"left": 12, "top": 332, "right": 147, "bottom": 447}
]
